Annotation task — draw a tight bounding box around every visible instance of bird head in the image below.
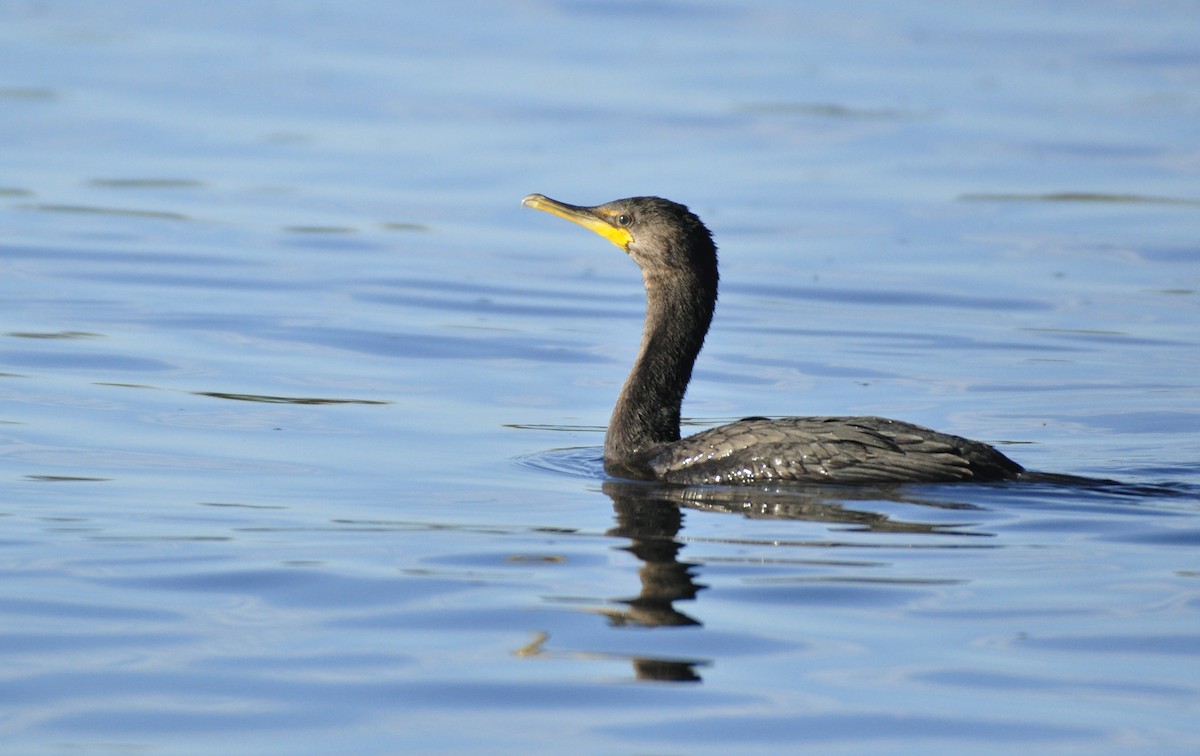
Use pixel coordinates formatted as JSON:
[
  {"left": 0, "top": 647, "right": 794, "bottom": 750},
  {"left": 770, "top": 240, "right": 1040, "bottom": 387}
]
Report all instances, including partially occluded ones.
[{"left": 522, "top": 194, "right": 716, "bottom": 279}]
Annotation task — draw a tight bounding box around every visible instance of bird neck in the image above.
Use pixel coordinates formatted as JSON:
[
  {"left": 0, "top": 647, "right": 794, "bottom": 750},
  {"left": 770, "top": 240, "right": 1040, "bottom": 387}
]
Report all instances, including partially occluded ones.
[{"left": 605, "top": 267, "right": 716, "bottom": 474}]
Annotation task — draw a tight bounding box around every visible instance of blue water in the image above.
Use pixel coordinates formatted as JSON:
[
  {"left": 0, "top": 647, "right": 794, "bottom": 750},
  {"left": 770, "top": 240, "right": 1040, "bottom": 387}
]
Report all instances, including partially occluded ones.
[{"left": 3, "top": 1, "right": 1199, "bottom": 753}]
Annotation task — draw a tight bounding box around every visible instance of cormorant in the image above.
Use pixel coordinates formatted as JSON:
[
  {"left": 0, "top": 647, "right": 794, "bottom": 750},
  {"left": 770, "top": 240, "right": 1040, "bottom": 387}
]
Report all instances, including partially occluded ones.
[{"left": 522, "top": 193, "right": 1024, "bottom": 485}]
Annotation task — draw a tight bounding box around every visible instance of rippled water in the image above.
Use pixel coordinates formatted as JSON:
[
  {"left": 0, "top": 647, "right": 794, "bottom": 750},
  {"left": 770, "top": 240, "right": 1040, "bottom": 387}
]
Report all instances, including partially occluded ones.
[{"left": 3, "top": 1, "right": 1199, "bottom": 753}]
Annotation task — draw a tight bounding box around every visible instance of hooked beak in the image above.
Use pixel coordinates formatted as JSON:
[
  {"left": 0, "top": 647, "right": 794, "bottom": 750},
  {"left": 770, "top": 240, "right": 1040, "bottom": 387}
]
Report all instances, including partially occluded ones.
[{"left": 522, "top": 193, "right": 633, "bottom": 250}]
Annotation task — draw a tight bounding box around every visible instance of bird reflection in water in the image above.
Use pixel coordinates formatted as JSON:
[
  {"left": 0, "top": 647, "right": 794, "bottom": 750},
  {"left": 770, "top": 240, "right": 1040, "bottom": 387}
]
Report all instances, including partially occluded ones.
[
  {"left": 517, "top": 477, "right": 989, "bottom": 683},
  {"left": 601, "top": 480, "right": 703, "bottom": 629}
]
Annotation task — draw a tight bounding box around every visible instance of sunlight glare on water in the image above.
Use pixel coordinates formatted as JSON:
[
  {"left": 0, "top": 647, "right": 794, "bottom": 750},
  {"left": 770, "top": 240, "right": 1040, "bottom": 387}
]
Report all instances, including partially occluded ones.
[{"left": 2, "top": 1, "right": 1199, "bottom": 753}]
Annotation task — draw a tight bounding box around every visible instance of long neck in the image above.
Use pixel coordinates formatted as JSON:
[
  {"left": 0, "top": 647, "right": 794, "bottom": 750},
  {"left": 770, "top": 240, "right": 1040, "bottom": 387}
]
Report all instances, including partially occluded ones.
[{"left": 605, "top": 267, "right": 716, "bottom": 473}]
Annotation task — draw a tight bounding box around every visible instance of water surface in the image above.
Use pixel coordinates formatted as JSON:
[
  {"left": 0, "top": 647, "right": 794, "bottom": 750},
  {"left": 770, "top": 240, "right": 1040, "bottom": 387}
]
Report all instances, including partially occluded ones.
[{"left": 2, "top": 1, "right": 1199, "bottom": 753}]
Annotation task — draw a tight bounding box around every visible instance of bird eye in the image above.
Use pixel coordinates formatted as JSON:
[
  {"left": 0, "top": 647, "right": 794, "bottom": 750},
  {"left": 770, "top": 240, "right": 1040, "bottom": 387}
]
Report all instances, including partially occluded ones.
[{"left": 616, "top": 214, "right": 631, "bottom": 226}]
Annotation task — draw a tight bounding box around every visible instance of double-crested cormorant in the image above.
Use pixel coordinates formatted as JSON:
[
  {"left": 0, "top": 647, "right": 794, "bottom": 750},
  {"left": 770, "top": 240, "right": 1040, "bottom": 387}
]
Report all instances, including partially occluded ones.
[{"left": 522, "top": 193, "right": 1024, "bottom": 485}]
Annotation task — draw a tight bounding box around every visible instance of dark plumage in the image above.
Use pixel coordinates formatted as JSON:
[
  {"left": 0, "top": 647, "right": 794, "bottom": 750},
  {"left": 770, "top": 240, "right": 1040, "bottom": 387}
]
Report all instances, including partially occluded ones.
[{"left": 521, "top": 193, "right": 1024, "bottom": 485}]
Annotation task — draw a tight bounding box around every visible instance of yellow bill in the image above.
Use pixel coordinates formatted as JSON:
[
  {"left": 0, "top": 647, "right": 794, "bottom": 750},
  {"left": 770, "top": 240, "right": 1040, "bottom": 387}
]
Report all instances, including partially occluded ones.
[{"left": 522, "top": 193, "right": 633, "bottom": 250}]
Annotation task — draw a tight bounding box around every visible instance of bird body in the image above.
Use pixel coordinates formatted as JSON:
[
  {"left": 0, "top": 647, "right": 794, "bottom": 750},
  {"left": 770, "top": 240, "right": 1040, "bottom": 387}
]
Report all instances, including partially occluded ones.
[
  {"left": 522, "top": 193, "right": 1024, "bottom": 485},
  {"left": 641, "top": 415, "right": 1021, "bottom": 485}
]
